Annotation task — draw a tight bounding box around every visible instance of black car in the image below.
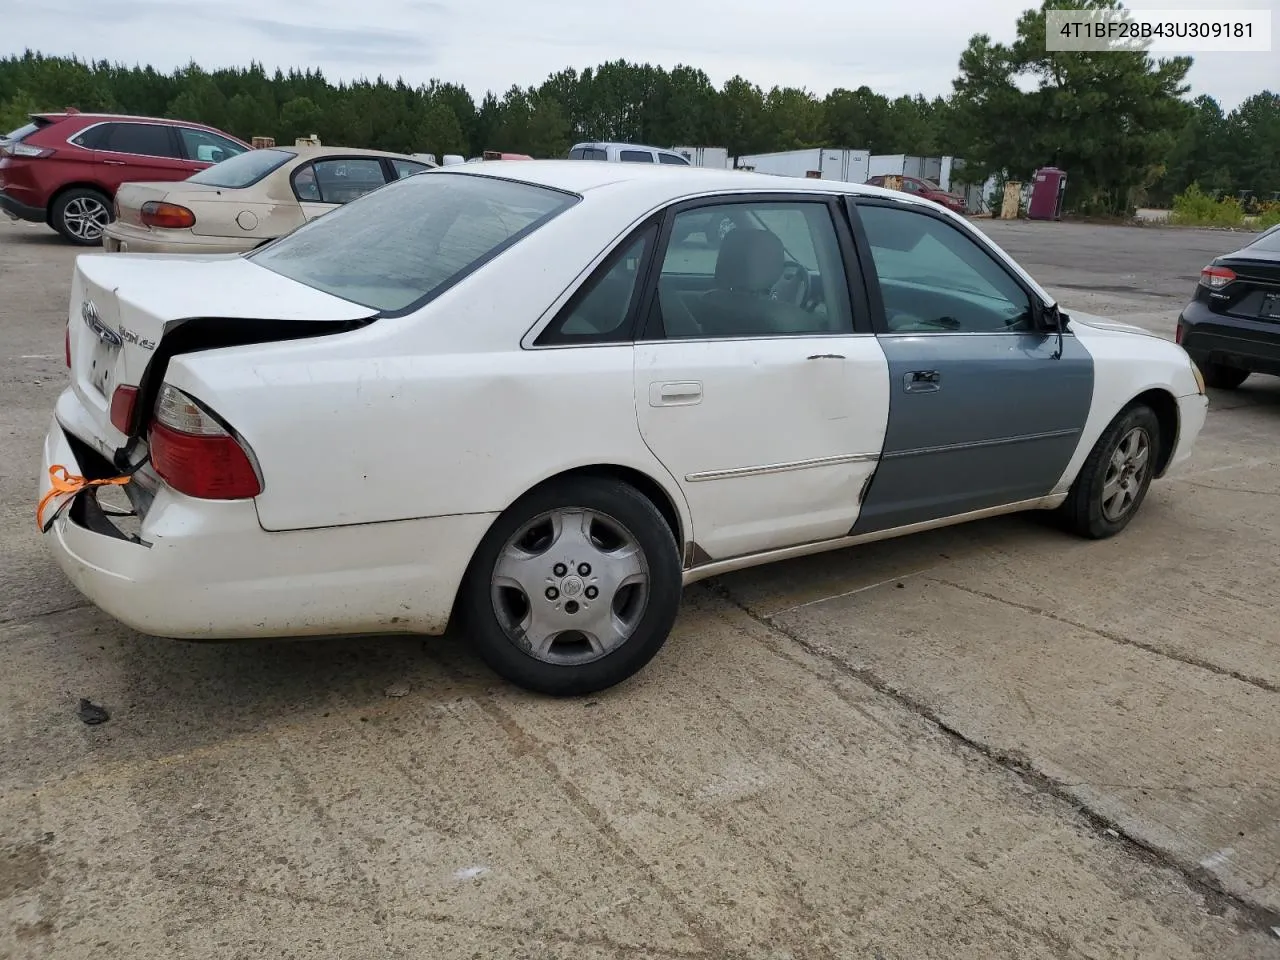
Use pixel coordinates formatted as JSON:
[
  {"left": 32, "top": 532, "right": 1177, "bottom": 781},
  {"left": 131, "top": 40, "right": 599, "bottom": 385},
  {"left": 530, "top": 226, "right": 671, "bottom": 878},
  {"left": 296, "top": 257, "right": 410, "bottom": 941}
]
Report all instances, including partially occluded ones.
[{"left": 1177, "top": 224, "right": 1280, "bottom": 388}]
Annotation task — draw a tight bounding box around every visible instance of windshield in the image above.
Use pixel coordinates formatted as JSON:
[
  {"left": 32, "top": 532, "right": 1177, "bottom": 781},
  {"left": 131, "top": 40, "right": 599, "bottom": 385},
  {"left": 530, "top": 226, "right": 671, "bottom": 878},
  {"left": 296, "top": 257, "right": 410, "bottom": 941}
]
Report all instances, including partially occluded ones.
[
  {"left": 187, "top": 148, "right": 294, "bottom": 188},
  {"left": 249, "top": 172, "right": 579, "bottom": 313}
]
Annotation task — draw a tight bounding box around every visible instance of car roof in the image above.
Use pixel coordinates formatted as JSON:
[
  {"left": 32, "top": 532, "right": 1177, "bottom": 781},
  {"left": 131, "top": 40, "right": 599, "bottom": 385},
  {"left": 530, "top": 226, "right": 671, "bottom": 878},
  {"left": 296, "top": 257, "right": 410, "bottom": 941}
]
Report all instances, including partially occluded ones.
[
  {"left": 280, "top": 145, "right": 435, "bottom": 162},
  {"left": 37, "top": 111, "right": 226, "bottom": 128},
  {"left": 437, "top": 159, "right": 911, "bottom": 204},
  {"left": 573, "top": 142, "right": 683, "bottom": 154}
]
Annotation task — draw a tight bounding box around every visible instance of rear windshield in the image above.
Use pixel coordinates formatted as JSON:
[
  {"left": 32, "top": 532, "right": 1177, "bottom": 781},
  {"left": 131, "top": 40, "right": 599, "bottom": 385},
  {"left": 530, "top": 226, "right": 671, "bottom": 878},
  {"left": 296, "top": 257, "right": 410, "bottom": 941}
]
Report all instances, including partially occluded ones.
[
  {"left": 187, "top": 148, "right": 294, "bottom": 188},
  {"left": 248, "top": 172, "right": 579, "bottom": 313},
  {"left": 1249, "top": 225, "right": 1280, "bottom": 253},
  {"left": 3, "top": 119, "right": 48, "bottom": 142}
]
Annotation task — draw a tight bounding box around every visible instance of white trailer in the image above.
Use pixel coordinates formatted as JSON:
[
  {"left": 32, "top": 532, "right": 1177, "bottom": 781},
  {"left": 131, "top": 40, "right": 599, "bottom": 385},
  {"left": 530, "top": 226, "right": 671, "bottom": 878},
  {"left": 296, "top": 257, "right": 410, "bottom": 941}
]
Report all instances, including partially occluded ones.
[
  {"left": 869, "top": 154, "right": 960, "bottom": 190},
  {"left": 732, "top": 148, "right": 870, "bottom": 183},
  {"left": 672, "top": 146, "right": 730, "bottom": 169}
]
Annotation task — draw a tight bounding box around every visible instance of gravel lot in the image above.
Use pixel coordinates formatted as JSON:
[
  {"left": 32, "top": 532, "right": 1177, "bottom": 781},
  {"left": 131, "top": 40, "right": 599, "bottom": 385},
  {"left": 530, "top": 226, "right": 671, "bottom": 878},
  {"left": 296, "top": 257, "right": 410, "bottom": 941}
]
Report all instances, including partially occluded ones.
[{"left": 2, "top": 215, "right": 1278, "bottom": 959}]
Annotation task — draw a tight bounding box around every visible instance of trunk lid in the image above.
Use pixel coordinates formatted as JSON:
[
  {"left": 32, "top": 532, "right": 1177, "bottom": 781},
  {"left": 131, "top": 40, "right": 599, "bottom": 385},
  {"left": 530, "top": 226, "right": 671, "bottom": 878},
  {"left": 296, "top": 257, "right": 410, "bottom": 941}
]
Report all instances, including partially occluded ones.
[
  {"left": 66, "top": 253, "right": 379, "bottom": 457},
  {"left": 112, "top": 181, "right": 176, "bottom": 225},
  {"left": 1211, "top": 249, "right": 1280, "bottom": 323},
  {"left": 113, "top": 180, "right": 228, "bottom": 225}
]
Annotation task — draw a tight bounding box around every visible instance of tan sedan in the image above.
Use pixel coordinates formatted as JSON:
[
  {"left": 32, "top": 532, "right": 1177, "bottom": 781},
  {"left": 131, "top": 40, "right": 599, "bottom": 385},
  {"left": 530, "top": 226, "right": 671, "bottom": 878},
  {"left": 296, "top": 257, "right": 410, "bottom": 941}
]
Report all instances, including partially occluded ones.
[{"left": 102, "top": 145, "right": 435, "bottom": 254}]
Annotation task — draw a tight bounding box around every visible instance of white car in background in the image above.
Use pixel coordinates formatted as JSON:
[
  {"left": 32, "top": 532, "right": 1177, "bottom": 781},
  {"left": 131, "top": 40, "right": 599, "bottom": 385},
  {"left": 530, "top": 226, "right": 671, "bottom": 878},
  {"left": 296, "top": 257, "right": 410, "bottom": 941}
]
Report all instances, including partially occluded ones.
[
  {"left": 568, "top": 141, "right": 691, "bottom": 165},
  {"left": 41, "top": 162, "right": 1207, "bottom": 695},
  {"left": 102, "top": 145, "right": 434, "bottom": 254}
]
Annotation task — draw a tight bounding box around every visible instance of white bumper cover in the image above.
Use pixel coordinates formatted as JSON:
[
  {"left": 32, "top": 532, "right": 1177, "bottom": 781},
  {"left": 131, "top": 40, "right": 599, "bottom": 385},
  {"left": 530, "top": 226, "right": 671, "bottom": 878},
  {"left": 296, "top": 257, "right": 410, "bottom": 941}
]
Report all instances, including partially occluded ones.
[{"left": 40, "top": 405, "right": 495, "bottom": 640}]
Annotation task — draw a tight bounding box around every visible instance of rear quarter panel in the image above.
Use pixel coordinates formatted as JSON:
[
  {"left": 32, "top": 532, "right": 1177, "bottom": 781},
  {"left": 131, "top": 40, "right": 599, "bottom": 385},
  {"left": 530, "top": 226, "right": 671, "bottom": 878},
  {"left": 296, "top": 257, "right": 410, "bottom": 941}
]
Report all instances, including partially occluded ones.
[
  {"left": 164, "top": 197, "right": 695, "bottom": 540},
  {"left": 1051, "top": 315, "right": 1201, "bottom": 495}
]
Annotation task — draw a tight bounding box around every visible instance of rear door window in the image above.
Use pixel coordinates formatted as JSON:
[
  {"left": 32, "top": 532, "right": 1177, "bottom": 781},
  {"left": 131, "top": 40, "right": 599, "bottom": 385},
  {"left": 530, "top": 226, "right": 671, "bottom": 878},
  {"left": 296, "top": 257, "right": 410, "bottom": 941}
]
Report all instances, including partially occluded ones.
[
  {"left": 619, "top": 150, "right": 654, "bottom": 163},
  {"left": 101, "top": 122, "right": 181, "bottom": 158},
  {"left": 391, "top": 158, "right": 431, "bottom": 179},
  {"left": 658, "top": 153, "right": 689, "bottom": 165},
  {"left": 302, "top": 158, "right": 390, "bottom": 204}
]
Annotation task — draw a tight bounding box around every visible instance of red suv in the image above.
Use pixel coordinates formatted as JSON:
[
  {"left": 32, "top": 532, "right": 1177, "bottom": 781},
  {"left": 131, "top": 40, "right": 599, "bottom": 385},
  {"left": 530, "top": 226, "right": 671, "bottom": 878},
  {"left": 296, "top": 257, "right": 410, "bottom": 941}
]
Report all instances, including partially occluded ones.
[
  {"left": 1, "top": 110, "right": 250, "bottom": 245},
  {"left": 865, "top": 175, "right": 968, "bottom": 215}
]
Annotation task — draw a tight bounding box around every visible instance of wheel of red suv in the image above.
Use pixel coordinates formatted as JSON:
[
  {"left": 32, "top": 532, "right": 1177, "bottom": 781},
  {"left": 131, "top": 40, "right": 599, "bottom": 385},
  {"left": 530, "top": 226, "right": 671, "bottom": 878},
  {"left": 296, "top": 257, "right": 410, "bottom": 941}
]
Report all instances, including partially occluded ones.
[
  {"left": 1200, "top": 362, "right": 1249, "bottom": 390},
  {"left": 460, "top": 476, "right": 682, "bottom": 696},
  {"left": 1060, "top": 404, "right": 1160, "bottom": 540},
  {"left": 51, "top": 188, "right": 113, "bottom": 246}
]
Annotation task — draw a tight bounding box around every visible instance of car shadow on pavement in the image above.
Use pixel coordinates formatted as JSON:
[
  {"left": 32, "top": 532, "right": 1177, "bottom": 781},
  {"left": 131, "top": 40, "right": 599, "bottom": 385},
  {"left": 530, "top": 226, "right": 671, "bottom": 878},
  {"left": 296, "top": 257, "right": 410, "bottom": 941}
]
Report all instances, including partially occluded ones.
[{"left": 1207, "top": 378, "right": 1280, "bottom": 412}]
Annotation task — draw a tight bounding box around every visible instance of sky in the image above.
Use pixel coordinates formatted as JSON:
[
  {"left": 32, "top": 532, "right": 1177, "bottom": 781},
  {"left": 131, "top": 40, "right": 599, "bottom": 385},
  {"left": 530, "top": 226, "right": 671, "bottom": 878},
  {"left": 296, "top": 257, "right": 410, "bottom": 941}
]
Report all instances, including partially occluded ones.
[{"left": 5, "top": 0, "right": 1277, "bottom": 112}]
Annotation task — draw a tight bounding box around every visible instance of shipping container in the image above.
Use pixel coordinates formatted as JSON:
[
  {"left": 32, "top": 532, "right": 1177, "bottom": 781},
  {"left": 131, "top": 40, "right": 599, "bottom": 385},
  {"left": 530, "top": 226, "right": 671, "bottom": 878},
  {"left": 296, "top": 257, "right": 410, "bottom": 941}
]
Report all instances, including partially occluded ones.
[
  {"left": 671, "top": 146, "right": 730, "bottom": 169},
  {"left": 732, "top": 148, "right": 870, "bottom": 184},
  {"left": 869, "top": 154, "right": 961, "bottom": 190}
]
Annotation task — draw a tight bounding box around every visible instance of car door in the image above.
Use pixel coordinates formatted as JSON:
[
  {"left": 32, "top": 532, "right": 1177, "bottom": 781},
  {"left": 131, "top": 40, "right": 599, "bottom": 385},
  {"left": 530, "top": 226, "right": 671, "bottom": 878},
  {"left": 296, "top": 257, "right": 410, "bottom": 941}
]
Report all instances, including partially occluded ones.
[
  {"left": 631, "top": 195, "right": 891, "bottom": 561},
  {"left": 88, "top": 121, "right": 190, "bottom": 189},
  {"left": 846, "top": 197, "right": 1094, "bottom": 535},
  {"left": 291, "top": 156, "right": 391, "bottom": 220}
]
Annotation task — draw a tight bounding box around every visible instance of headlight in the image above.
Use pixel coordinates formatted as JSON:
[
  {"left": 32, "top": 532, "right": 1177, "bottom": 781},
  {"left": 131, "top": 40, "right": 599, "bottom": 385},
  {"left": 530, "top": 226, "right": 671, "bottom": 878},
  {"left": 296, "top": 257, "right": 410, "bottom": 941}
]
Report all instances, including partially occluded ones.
[{"left": 1190, "top": 359, "right": 1206, "bottom": 395}]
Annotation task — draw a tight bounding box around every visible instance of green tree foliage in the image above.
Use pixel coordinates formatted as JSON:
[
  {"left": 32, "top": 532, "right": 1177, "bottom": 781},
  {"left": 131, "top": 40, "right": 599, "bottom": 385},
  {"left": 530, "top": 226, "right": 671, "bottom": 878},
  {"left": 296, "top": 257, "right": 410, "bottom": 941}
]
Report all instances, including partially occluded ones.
[
  {"left": 0, "top": 25, "right": 1273, "bottom": 216},
  {"left": 951, "top": 0, "right": 1194, "bottom": 213}
]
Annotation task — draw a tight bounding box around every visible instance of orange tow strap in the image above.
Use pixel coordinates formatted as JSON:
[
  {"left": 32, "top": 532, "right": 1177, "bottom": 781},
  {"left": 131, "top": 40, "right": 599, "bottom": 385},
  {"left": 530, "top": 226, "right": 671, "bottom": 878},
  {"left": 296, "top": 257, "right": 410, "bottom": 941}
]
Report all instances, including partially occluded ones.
[{"left": 36, "top": 464, "right": 132, "bottom": 533}]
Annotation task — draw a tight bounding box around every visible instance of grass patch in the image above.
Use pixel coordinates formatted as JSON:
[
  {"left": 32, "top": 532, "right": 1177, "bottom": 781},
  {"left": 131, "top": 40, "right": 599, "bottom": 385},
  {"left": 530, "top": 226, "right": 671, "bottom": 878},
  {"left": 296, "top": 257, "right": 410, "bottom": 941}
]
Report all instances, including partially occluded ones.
[{"left": 1168, "top": 184, "right": 1246, "bottom": 227}]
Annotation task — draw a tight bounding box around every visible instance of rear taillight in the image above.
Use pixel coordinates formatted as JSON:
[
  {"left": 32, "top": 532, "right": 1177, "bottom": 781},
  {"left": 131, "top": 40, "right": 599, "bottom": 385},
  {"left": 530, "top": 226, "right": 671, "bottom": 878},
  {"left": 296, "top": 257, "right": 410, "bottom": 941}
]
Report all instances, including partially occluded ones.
[
  {"left": 64, "top": 327, "right": 71, "bottom": 368},
  {"left": 1174, "top": 324, "right": 1184, "bottom": 345},
  {"left": 140, "top": 201, "right": 196, "bottom": 229},
  {"left": 109, "top": 385, "right": 139, "bottom": 433},
  {"left": 148, "top": 384, "right": 261, "bottom": 499},
  {"left": 1199, "top": 265, "right": 1236, "bottom": 290},
  {"left": 6, "top": 143, "right": 52, "bottom": 158}
]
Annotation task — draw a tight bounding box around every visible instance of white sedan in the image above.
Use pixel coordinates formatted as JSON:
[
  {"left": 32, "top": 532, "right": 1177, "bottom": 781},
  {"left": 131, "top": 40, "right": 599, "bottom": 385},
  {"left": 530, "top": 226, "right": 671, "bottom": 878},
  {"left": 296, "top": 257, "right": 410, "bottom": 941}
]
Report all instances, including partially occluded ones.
[{"left": 40, "top": 162, "right": 1208, "bottom": 695}]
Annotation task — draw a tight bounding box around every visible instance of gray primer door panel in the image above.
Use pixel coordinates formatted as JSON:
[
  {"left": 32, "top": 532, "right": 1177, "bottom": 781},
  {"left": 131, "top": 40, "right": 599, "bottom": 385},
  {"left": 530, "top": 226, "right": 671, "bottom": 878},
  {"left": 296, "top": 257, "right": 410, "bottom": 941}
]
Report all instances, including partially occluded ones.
[{"left": 852, "top": 332, "right": 1093, "bottom": 535}]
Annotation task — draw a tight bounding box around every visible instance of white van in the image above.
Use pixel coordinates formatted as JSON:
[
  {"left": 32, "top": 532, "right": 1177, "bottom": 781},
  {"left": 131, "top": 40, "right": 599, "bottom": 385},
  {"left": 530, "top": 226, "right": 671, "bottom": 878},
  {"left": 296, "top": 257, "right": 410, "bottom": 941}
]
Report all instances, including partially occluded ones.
[{"left": 567, "top": 142, "right": 691, "bottom": 165}]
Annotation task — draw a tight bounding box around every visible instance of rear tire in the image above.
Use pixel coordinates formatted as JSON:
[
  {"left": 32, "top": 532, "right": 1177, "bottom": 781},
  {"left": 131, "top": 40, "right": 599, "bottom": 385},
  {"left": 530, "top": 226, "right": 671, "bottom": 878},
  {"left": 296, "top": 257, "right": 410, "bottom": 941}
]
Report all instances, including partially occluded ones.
[
  {"left": 459, "top": 477, "right": 682, "bottom": 696},
  {"left": 51, "top": 188, "right": 113, "bottom": 246},
  {"left": 1200, "top": 362, "right": 1249, "bottom": 390},
  {"left": 1059, "top": 404, "right": 1161, "bottom": 540}
]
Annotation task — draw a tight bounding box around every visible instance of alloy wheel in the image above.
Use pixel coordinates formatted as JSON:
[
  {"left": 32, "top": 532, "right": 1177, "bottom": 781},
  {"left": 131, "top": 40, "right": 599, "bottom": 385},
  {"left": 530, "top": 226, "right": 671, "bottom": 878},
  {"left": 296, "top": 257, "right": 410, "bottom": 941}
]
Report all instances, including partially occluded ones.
[
  {"left": 1101, "top": 426, "right": 1151, "bottom": 522},
  {"left": 62, "top": 196, "right": 111, "bottom": 242}
]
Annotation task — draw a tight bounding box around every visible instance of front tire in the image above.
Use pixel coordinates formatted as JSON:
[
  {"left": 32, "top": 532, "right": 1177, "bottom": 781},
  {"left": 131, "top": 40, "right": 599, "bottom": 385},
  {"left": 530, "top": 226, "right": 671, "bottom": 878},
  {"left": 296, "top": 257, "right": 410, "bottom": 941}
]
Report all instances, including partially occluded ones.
[
  {"left": 460, "top": 477, "right": 682, "bottom": 696},
  {"left": 1200, "top": 362, "right": 1249, "bottom": 390},
  {"left": 1060, "top": 404, "right": 1161, "bottom": 539},
  {"left": 51, "top": 188, "right": 113, "bottom": 246}
]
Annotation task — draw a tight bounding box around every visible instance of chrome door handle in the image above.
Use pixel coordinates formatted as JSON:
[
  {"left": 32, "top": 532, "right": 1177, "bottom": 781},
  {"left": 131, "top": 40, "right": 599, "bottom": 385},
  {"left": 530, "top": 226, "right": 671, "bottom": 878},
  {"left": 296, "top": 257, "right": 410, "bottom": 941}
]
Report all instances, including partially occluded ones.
[
  {"left": 903, "top": 370, "right": 940, "bottom": 393},
  {"left": 102, "top": 159, "right": 126, "bottom": 166},
  {"left": 650, "top": 381, "right": 703, "bottom": 406}
]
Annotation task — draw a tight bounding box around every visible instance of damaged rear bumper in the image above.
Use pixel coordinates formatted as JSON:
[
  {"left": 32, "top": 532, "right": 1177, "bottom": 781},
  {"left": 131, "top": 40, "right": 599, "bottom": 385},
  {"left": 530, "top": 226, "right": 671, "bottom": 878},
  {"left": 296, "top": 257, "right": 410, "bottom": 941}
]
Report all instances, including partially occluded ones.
[{"left": 40, "top": 399, "right": 495, "bottom": 640}]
